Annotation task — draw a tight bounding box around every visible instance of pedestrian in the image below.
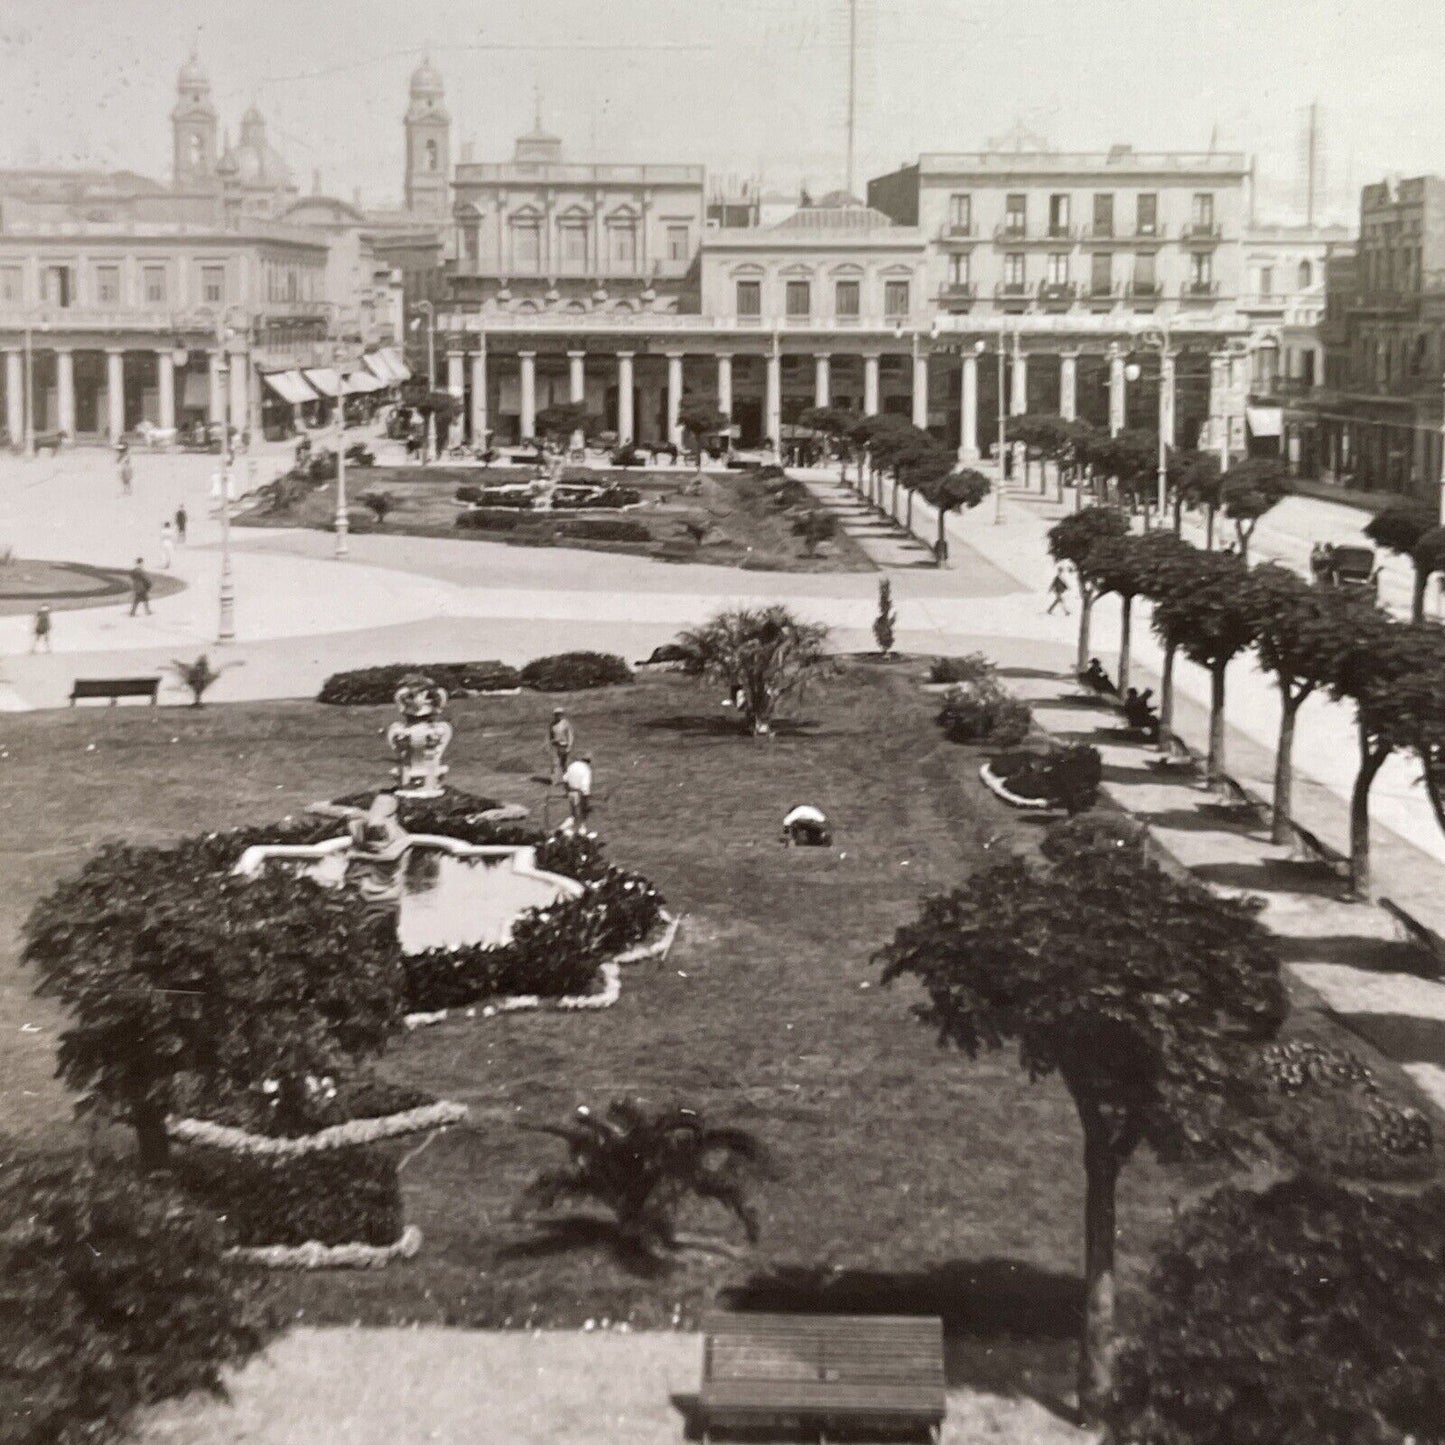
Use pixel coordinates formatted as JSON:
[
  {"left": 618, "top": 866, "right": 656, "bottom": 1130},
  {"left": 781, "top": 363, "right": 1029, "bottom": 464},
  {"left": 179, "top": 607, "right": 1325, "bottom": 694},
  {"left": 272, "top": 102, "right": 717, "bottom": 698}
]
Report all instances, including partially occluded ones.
[
  {"left": 1047, "top": 566, "right": 1070, "bottom": 616},
  {"left": 128, "top": 558, "right": 152, "bottom": 616},
  {"left": 119, "top": 450, "right": 133, "bottom": 496},
  {"left": 159, "top": 521, "right": 175, "bottom": 569},
  {"left": 562, "top": 753, "right": 593, "bottom": 825},
  {"left": 548, "top": 707, "right": 575, "bottom": 781},
  {"left": 30, "top": 604, "right": 52, "bottom": 653},
  {"left": 174, "top": 504, "right": 188, "bottom": 543}
]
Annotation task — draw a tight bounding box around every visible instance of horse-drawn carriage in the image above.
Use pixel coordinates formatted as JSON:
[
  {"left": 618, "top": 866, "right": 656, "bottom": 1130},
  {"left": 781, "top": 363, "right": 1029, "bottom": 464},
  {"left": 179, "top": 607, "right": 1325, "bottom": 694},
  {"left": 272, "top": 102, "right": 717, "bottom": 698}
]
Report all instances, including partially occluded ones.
[{"left": 1310, "top": 543, "right": 1380, "bottom": 596}]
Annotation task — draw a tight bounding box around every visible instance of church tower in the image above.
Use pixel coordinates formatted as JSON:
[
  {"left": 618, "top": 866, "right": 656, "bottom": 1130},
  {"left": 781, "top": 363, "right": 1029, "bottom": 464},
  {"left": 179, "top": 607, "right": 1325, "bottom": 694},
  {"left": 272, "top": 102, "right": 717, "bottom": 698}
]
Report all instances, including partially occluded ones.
[
  {"left": 404, "top": 58, "right": 451, "bottom": 218},
  {"left": 171, "top": 51, "right": 218, "bottom": 189}
]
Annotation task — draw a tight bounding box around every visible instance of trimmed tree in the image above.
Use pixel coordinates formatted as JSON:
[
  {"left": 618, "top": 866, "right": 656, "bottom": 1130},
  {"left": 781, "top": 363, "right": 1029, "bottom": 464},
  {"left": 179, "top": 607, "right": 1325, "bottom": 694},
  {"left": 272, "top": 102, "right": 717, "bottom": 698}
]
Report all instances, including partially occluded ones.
[
  {"left": 1110, "top": 1175, "right": 1445, "bottom": 1444},
  {"left": 873, "top": 577, "right": 897, "bottom": 656},
  {"left": 359, "top": 489, "right": 396, "bottom": 524},
  {"left": 1220, "top": 457, "right": 1291, "bottom": 563},
  {"left": 1176, "top": 450, "right": 1224, "bottom": 548},
  {"left": 1079, "top": 534, "right": 1152, "bottom": 697},
  {"left": 1048, "top": 507, "right": 1131, "bottom": 674},
  {"left": 877, "top": 825, "right": 1286, "bottom": 1422},
  {"left": 533, "top": 402, "right": 594, "bottom": 447},
  {"left": 920, "top": 468, "right": 990, "bottom": 564},
  {"left": 1243, "top": 564, "right": 1380, "bottom": 845},
  {"left": 1131, "top": 531, "right": 1197, "bottom": 745},
  {"left": 23, "top": 841, "right": 404, "bottom": 1171},
  {"left": 678, "top": 400, "right": 730, "bottom": 470},
  {"left": 1151, "top": 550, "right": 1256, "bottom": 784},
  {"left": 676, "top": 604, "right": 832, "bottom": 736},
  {"left": 1363, "top": 504, "right": 1435, "bottom": 622},
  {"left": 794, "top": 509, "right": 838, "bottom": 557}
]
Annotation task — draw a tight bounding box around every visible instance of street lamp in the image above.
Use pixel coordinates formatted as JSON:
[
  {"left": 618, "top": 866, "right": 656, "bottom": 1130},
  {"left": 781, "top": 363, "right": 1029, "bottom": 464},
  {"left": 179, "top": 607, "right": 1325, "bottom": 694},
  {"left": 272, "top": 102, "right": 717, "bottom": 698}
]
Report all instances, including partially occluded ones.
[
  {"left": 993, "top": 327, "right": 1011, "bottom": 524},
  {"left": 332, "top": 339, "right": 351, "bottom": 559},
  {"left": 410, "top": 300, "right": 437, "bottom": 460},
  {"left": 199, "top": 305, "right": 250, "bottom": 643}
]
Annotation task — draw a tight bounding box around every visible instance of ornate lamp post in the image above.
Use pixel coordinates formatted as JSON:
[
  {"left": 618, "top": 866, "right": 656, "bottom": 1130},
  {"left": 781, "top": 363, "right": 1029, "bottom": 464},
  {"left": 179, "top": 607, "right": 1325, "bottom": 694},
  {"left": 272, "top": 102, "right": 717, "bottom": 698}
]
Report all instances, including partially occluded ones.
[
  {"left": 332, "top": 338, "right": 350, "bottom": 559},
  {"left": 198, "top": 305, "right": 249, "bottom": 641}
]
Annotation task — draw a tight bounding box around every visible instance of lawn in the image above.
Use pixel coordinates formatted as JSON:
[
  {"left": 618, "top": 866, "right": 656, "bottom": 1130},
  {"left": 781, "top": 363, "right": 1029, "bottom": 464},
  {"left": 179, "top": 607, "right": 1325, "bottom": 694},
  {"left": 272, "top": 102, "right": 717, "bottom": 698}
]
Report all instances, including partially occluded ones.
[
  {"left": 237, "top": 465, "right": 873, "bottom": 572},
  {"left": 1, "top": 666, "right": 1435, "bottom": 1410},
  {"left": 0, "top": 558, "right": 184, "bottom": 616}
]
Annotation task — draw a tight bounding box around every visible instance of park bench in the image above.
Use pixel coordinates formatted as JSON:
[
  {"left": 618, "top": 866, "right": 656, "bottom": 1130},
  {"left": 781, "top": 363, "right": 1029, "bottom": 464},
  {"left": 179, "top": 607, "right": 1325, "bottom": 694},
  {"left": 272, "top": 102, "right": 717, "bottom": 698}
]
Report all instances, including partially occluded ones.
[
  {"left": 69, "top": 676, "right": 160, "bottom": 707},
  {"left": 698, "top": 1312, "right": 945, "bottom": 1444},
  {"left": 1287, "top": 819, "right": 1351, "bottom": 880}
]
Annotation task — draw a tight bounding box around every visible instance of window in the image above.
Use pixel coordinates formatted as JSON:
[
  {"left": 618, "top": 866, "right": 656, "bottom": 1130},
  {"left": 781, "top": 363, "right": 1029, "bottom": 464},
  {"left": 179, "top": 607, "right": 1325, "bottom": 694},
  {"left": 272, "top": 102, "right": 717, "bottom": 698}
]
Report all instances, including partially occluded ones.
[
  {"left": 610, "top": 223, "right": 637, "bottom": 267},
  {"left": 666, "top": 224, "right": 690, "bottom": 262},
  {"left": 1136, "top": 193, "right": 1158, "bottom": 236},
  {"left": 883, "top": 279, "right": 910, "bottom": 317},
  {"left": 463, "top": 224, "right": 480, "bottom": 268},
  {"left": 948, "top": 193, "right": 972, "bottom": 232},
  {"left": 1191, "top": 193, "right": 1215, "bottom": 231},
  {"left": 785, "top": 279, "right": 811, "bottom": 318},
  {"left": 1133, "top": 252, "right": 1157, "bottom": 291},
  {"left": 1092, "top": 192, "right": 1114, "bottom": 236},
  {"left": 95, "top": 264, "right": 120, "bottom": 305},
  {"left": 424, "top": 139, "right": 438, "bottom": 172},
  {"left": 561, "top": 224, "right": 588, "bottom": 269},
  {"left": 1189, "top": 252, "right": 1214, "bottom": 289},
  {"left": 947, "top": 252, "right": 970, "bottom": 286},
  {"left": 1048, "top": 193, "right": 1070, "bottom": 236},
  {"left": 835, "top": 278, "right": 860, "bottom": 317},
  {"left": 1004, "top": 193, "right": 1027, "bottom": 235},
  {"left": 142, "top": 264, "right": 166, "bottom": 304},
  {"left": 1047, "top": 252, "right": 1069, "bottom": 285},
  {"left": 1298, "top": 259, "right": 1313, "bottom": 289},
  {"left": 1259, "top": 265, "right": 1274, "bottom": 297},
  {"left": 736, "top": 279, "right": 761, "bottom": 318},
  {"left": 42, "top": 264, "right": 73, "bottom": 307},
  {"left": 513, "top": 222, "right": 540, "bottom": 271},
  {"left": 1090, "top": 251, "right": 1112, "bottom": 294},
  {"left": 0, "top": 265, "right": 21, "bottom": 303},
  {"left": 1003, "top": 252, "right": 1026, "bottom": 289},
  {"left": 201, "top": 264, "right": 224, "bottom": 304}
]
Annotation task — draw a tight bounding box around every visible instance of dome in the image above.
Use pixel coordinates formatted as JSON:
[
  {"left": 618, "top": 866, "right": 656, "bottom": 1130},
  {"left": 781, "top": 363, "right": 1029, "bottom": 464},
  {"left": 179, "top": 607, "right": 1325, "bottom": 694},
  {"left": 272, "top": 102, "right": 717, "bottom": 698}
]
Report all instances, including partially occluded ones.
[
  {"left": 178, "top": 52, "right": 208, "bottom": 88},
  {"left": 241, "top": 103, "right": 266, "bottom": 129},
  {"left": 221, "top": 139, "right": 293, "bottom": 188},
  {"left": 410, "top": 57, "right": 444, "bottom": 96}
]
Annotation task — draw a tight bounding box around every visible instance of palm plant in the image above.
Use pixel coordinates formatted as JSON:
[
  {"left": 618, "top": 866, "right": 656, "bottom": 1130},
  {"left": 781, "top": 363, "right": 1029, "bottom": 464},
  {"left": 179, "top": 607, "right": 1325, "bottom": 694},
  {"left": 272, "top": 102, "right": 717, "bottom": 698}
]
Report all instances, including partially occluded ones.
[
  {"left": 518, "top": 1099, "right": 769, "bottom": 1258},
  {"left": 168, "top": 653, "right": 234, "bottom": 707}
]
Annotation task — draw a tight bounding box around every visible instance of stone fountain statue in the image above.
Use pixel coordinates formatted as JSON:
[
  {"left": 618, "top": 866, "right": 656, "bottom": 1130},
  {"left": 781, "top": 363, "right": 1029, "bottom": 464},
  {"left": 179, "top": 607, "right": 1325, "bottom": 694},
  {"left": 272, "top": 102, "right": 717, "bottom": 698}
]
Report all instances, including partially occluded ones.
[{"left": 386, "top": 673, "right": 453, "bottom": 798}]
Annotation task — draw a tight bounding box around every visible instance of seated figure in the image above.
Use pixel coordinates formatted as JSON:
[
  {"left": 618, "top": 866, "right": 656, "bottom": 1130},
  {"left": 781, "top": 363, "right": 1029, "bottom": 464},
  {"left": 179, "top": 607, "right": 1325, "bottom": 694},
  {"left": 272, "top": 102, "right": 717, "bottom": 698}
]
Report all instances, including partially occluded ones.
[
  {"left": 781, "top": 803, "right": 833, "bottom": 848},
  {"left": 1122, "top": 686, "right": 1159, "bottom": 735},
  {"left": 1082, "top": 657, "right": 1115, "bottom": 694}
]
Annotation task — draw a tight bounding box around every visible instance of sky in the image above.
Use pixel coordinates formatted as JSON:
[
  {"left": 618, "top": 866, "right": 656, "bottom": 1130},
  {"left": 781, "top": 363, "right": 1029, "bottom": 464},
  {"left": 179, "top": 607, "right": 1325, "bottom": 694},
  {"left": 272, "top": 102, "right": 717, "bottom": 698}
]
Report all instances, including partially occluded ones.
[{"left": 0, "top": 0, "right": 1441, "bottom": 223}]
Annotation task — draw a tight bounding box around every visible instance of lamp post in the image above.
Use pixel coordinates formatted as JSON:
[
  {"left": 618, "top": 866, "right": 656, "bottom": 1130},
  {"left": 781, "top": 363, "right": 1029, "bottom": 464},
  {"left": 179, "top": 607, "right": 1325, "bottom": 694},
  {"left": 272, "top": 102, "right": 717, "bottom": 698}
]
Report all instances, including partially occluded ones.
[
  {"left": 994, "top": 324, "right": 1011, "bottom": 524},
  {"left": 332, "top": 339, "right": 350, "bottom": 559},
  {"left": 411, "top": 300, "right": 437, "bottom": 461},
  {"left": 22, "top": 320, "right": 34, "bottom": 459},
  {"left": 197, "top": 305, "right": 249, "bottom": 642}
]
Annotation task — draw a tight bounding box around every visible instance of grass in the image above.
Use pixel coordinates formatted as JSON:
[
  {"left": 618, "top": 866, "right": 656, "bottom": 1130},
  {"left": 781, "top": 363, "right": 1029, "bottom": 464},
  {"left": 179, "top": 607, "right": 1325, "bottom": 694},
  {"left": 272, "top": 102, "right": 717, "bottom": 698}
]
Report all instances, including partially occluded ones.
[
  {"left": 2, "top": 668, "right": 1436, "bottom": 1411},
  {"left": 238, "top": 466, "right": 874, "bottom": 573}
]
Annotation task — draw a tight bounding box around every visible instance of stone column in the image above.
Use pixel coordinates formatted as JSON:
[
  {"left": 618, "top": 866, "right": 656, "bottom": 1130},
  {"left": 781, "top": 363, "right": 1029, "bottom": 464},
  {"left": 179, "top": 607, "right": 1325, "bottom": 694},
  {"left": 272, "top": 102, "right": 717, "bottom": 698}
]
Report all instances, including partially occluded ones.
[
  {"left": 912, "top": 351, "right": 929, "bottom": 428},
  {"left": 616, "top": 351, "right": 635, "bottom": 442},
  {"left": 568, "top": 349, "right": 586, "bottom": 404},
  {"left": 1059, "top": 351, "right": 1078, "bottom": 422},
  {"left": 1208, "top": 351, "right": 1231, "bottom": 464},
  {"left": 1108, "top": 345, "right": 1126, "bottom": 436},
  {"left": 228, "top": 352, "right": 248, "bottom": 439},
  {"left": 1160, "top": 349, "right": 1177, "bottom": 446},
  {"left": 814, "top": 353, "right": 830, "bottom": 409},
  {"left": 207, "top": 350, "right": 224, "bottom": 425},
  {"left": 55, "top": 347, "right": 75, "bottom": 438},
  {"left": 1010, "top": 349, "right": 1027, "bottom": 417},
  {"left": 666, "top": 351, "right": 683, "bottom": 445},
  {"left": 959, "top": 351, "right": 979, "bottom": 460},
  {"left": 519, "top": 351, "right": 536, "bottom": 439},
  {"left": 107, "top": 349, "right": 126, "bottom": 441},
  {"left": 156, "top": 350, "right": 176, "bottom": 430},
  {"left": 470, "top": 345, "right": 488, "bottom": 444},
  {"left": 446, "top": 350, "right": 466, "bottom": 447},
  {"left": 716, "top": 353, "right": 733, "bottom": 418},
  {"left": 863, "top": 352, "right": 880, "bottom": 415},
  {"left": 5, "top": 349, "right": 23, "bottom": 446},
  {"left": 765, "top": 350, "right": 782, "bottom": 447}
]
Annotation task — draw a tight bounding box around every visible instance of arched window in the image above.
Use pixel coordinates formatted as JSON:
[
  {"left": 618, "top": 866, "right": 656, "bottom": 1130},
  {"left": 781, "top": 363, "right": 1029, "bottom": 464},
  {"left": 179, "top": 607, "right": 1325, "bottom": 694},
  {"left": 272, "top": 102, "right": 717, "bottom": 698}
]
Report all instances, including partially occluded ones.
[
  {"left": 187, "top": 134, "right": 202, "bottom": 167},
  {"left": 424, "top": 138, "right": 438, "bottom": 172},
  {"left": 1298, "top": 259, "right": 1313, "bottom": 289}
]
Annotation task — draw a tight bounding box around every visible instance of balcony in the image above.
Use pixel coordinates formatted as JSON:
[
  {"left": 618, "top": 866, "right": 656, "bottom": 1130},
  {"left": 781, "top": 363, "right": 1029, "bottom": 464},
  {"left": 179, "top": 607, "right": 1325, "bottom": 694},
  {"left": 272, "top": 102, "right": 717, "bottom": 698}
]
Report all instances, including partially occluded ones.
[
  {"left": 1181, "top": 281, "right": 1220, "bottom": 302},
  {"left": 1044, "top": 224, "right": 1077, "bottom": 241},
  {"left": 1181, "top": 221, "right": 1222, "bottom": 243},
  {"left": 1084, "top": 223, "right": 1116, "bottom": 241},
  {"left": 1085, "top": 282, "right": 1120, "bottom": 303},
  {"left": 1038, "top": 281, "right": 1076, "bottom": 309},
  {"left": 995, "top": 223, "right": 1029, "bottom": 242},
  {"left": 1126, "top": 280, "right": 1162, "bottom": 300},
  {"left": 938, "top": 281, "right": 977, "bottom": 306},
  {"left": 1133, "top": 223, "right": 1167, "bottom": 240},
  {"left": 939, "top": 222, "right": 976, "bottom": 242}
]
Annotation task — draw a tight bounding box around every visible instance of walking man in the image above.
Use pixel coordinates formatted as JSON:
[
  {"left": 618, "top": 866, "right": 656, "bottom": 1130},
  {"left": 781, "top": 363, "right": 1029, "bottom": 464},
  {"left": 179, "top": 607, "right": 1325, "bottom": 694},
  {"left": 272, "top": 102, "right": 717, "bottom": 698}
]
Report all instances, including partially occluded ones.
[
  {"left": 562, "top": 753, "right": 593, "bottom": 826},
  {"left": 128, "top": 558, "right": 152, "bottom": 616},
  {"left": 548, "top": 707, "right": 575, "bottom": 782},
  {"left": 1047, "top": 566, "right": 1070, "bottom": 616},
  {"left": 30, "top": 604, "right": 52, "bottom": 653},
  {"left": 159, "top": 521, "right": 176, "bottom": 569},
  {"left": 174, "top": 504, "right": 188, "bottom": 543}
]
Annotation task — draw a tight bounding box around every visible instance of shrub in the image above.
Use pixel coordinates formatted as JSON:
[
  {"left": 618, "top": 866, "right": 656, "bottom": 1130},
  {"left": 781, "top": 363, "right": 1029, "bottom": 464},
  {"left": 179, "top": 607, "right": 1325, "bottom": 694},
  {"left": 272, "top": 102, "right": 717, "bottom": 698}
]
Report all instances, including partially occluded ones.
[
  {"left": 455, "top": 484, "right": 482, "bottom": 504},
  {"left": 988, "top": 744, "right": 1101, "bottom": 813},
  {"left": 177, "top": 1145, "right": 403, "bottom": 1247},
  {"left": 519, "top": 651, "right": 633, "bottom": 692},
  {"left": 1040, "top": 812, "right": 1148, "bottom": 863},
  {"left": 455, "top": 509, "right": 524, "bottom": 532},
  {"left": 0, "top": 1148, "right": 272, "bottom": 1445},
  {"left": 172, "top": 1071, "right": 436, "bottom": 1139},
  {"left": 559, "top": 517, "right": 652, "bottom": 544},
  {"left": 318, "top": 660, "right": 520, "bottom": 705},
  {"left": 928, "top": 652, "right": 995, "bottom": 686},
  {"left": 937, "top": 680, "right": 1032, "bottom": 746}
]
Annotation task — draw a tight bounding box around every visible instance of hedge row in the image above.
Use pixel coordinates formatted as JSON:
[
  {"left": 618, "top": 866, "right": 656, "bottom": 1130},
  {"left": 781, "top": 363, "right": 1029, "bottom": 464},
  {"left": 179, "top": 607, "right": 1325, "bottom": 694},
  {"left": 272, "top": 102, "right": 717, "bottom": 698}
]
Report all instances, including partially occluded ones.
[
  {"left": 319, "top": 652, "right": 631, "bottom": 705},
  {"left": 453, "top": 509, "right": 652, "bottom": 544}
]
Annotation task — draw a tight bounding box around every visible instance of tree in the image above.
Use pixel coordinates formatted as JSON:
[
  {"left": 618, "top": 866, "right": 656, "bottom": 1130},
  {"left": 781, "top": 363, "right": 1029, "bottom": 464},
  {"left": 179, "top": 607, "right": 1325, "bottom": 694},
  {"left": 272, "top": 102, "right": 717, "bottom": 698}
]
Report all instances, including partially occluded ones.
[
  {"left": 1176, "top": 451, "right": 1224, "bottom": 547},
  {"left": 794, "top": 509, "right": 838, "bottom": 557},
  {"left": 533, "top": 402, "right": 594, "bottom": 446},
  {"left": 1363, "top": 504, "right": 1435, "bottom": 622},
  {"left": 676, "top": 604, "right": 832, "bottom": 736},
  {"left": 851, "top": 413, "right": 913, "bottom": 502},
  {"left": 1079, "top": 534, "right": 1151, "bottom": 696},
  {"left": 359, "top": 489, "right": 395, "bottom": 524},
  {"left": 1048, "top": 507, "right": 1130, "bottom": 673},
  {"left": 23, "top": 841, "right": 404, "bottom": 1171},
  {"left": 1130, "top": 531, "right": 1196, "bottom": 744},
  {"left": 1220, "top": 457, "right": 1291, "bottom": 563},
  {"left": 797, "top": 405, "right": 856, "bottom": 476},
  {"left": 920, "top": 468, "right": 989, "bottom": 564},
  {"left": 1151, "top": 550, "right": 1256, "bottom": 784},
  {"left": 678, "top": 400, "right": 730, "bottom": 470},
  {"left": 1110, "top": 1175, "right": 1445, "bottom": 1444},
  {"left": 877, "top": 827, "right": 1286, "bottom": 1421},
  {"left": 1243, "top": 565, "right": 1379, "bottom": 844},
  {"left": 1328, "top": 613, "right": 1443, "bottom": 894},
  {"left": 518, "top": 1099, "right": 769, "bottom": 1259},
  {"left": 873, "top": 577, "right": 897, "bottom": 656}
]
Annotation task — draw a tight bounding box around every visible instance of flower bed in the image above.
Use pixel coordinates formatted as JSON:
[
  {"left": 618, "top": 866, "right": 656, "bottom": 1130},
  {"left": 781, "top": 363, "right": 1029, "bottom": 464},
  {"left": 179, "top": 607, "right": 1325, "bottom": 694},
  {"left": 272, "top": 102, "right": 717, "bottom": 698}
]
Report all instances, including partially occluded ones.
[
  {"left": 318, "top": 662, "right": 520, "bottom": 706},
  {"left": 228, "top": 1224, "right": 423, "bottom": 1270},
  {"left": 169, "top": 1100, "right": 468, "bottom": 1156},
  {"left": 981, "top": 745, "right": 1102, "bottom": 814},
  {"left": 518, "top": 651, "right": 633, "bottom": 692}
]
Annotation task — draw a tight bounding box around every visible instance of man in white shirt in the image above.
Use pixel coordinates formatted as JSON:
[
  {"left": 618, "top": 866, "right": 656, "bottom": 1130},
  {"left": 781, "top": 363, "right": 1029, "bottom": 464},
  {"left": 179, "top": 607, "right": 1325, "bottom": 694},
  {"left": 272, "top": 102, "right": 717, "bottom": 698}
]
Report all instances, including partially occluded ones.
[{"left": 562, "top": 754, "right": 593, "bottom": 824}]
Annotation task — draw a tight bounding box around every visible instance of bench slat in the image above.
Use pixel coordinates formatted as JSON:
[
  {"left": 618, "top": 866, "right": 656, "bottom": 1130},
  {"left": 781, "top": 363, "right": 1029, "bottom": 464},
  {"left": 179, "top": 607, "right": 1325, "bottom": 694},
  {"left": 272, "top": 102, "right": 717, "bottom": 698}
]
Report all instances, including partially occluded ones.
[{"left": 70, "top": 677, "right": 160, "bottom": 707}]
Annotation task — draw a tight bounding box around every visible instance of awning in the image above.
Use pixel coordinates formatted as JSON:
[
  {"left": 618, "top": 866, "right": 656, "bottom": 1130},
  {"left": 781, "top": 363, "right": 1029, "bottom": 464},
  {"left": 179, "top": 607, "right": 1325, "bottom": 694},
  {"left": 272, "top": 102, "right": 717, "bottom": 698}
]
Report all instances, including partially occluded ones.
[
  {"left": 343, "top": 369, "right": 385, "bottom": 394},
  {"left": 1246, "top": 406, "right": 1283, "bottom": 438},
  {"left": 363, "top": 352, "right": 396, "bottom": 383},
  {"left": 378, "top": 346, "right": 411, "bottom": 382},
  {"left": 303, "top": 368, "right": 343, "bottom": 398},
  {"left": 262, "top": 370, "right": 319, "bottom": 406}
]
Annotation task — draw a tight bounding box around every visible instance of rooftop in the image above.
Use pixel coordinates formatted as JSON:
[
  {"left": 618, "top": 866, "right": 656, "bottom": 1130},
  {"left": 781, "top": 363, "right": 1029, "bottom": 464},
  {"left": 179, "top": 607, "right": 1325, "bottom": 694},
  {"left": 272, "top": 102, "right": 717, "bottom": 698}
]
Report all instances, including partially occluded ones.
[
  {"left": 454, "top": 160, "right": 704, "bottom": 186},
  {"left": 908, "top": 149, "right": 1251, "bottom": 176},
  {"left": 0, "top": 218, "right": 327, "bottom": 247}
]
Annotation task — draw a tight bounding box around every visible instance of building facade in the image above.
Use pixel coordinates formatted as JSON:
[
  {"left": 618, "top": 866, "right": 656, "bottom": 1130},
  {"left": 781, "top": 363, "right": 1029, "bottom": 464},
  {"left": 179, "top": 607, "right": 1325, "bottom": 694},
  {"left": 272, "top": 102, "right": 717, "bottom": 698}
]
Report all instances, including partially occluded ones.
[{"left": 1239, "top": 222, "right": 1351, "bottom": 393}]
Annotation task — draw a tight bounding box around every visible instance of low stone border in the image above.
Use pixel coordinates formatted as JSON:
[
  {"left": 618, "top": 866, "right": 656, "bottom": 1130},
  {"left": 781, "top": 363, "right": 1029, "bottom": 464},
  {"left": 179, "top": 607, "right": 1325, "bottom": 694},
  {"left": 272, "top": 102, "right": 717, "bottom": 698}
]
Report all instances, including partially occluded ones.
[
  {"left": 168, "top": 1100, "right": 469, "bottom": 1156},
  {"left": 228, "top": 1224, "right": 423, "bottom": 1271},
  {"left": 979, "top": 762, "right": 1052, "bottom": 811}
]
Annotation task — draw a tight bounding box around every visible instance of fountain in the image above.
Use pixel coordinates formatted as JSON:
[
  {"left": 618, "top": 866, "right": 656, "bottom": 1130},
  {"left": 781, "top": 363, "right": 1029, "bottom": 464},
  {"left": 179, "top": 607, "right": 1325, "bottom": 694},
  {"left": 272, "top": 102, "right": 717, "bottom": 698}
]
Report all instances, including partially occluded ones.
[{"left": 386, "top": 674, "right": 453, "bottom": 799}]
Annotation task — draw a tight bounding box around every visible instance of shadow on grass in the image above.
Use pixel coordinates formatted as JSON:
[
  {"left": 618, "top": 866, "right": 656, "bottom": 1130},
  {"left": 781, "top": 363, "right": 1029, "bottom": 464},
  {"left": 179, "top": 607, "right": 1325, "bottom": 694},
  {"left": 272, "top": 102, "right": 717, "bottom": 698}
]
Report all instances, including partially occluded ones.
[
  {"left": 1026, "top": 696, "right": 1118, "bottom": 714},
  {"left": 719, "top": 1258, "right": 1082, "bottom": 1412},
  {"left": 1192, "top": 858, "right": 1354, "bottom": 899},
  {"left": 642, "top": 714, "right": 821, "bottom": 739},
  {"left": 996, "top": 667, "right": 1071, "bottom": 683},
  {"left": 1338, "top": 1011, "right": 1445, "bottom": 1068},
  {"left": 495, "top": 1216, "right": 675, "bottom": 1279}
]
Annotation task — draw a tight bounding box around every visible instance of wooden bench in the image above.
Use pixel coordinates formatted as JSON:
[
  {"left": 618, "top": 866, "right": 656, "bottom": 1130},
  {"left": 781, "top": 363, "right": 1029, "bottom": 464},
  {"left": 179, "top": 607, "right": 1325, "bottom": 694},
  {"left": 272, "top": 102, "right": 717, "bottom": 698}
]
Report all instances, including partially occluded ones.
[
  {"left": 1287, "top": 820, "right": 1351, "bottom": 880},
  {"left": 699, "top": 1313, "right": 945, "bottom": 1444},
  {"left": 69, "top": 676, "right": 160, "bottom": 707}
]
